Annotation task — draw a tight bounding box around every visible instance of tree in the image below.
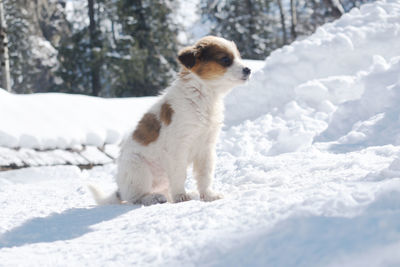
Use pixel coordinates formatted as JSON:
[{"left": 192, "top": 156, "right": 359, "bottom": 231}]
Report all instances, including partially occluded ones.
[
  {"left": 341, "top": 0, "right": 374, "bottom": 10},
  {"left": 57, "top": 0, "right": 179, "bottom": 97},
  {"left": 277, "top": 0, "right": 288, "bottom": 45},
  {"left": 201, "top": 0, "right": 277, "bottom": 59},
  {"left": 201, "top": 0, "right": 378, "bottom": 60},
  {"left": 88, "top": 0, "right": 101, "bottom": 96},
  {"left": 290, "top": 0, "right": 297, "bottom": 41},
  {"left": 326, "top": 0, "right": 345, "bottom": 18},
  {"left": 56, "top": 28, "right": 93, "bottom": 95},
  {"left": 293, "top": 0, "right": 373, "bottom": 37},
  {"left": 3, "top": 0, "right": 69, "bottom": 94},
  {"left": 0, "top": 0, "right": 10, "bottom": 91},
  {"left": 109, "top": 0, "right": 179, "bottom": 97}
]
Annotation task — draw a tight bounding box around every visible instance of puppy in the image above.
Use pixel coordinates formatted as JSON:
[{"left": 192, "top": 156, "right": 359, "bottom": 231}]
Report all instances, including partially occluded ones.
[{"left": 89, "top": 36, "right": 251, "bottom": 205}]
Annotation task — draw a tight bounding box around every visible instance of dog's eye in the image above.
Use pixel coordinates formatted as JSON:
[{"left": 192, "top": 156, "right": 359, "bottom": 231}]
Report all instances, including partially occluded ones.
[{"left": 220, "top": 56, "right": 232, "bottom": 66}]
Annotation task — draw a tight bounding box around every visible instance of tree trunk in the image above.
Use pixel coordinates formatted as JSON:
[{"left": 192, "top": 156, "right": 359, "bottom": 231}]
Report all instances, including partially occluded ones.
[
  {"left": 290, "top": 0, "right": 297, "bottom": 41},
  {"left": 325, "top": 0, "right": 345, "bottom": 18},
  {"left": 276, "top": 0, "right": 288, "bottom": 45},
  {"left": 245, "top": 0, "right": 257, "bottom": 55},
  {"left": 88, "top": 0, "right": 101, "bottom": 96},
  {"left": 0, "top": 0, "right": 11, "bottom": 92}
]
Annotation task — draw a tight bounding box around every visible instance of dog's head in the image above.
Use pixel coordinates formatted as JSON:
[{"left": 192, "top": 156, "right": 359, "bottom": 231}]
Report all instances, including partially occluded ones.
[{"left": 178, "top": 36, "right": 251, "bottom": 90}]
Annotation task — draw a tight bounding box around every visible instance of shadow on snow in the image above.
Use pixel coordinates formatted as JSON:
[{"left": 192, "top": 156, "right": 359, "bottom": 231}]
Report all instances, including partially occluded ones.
[{"left": 0, "top": 205, "right": 135, "bottom": 248}]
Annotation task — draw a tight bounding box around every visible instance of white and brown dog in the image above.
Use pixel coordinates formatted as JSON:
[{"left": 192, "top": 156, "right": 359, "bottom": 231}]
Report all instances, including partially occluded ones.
[{"left": 89, "top": 36, "right": 251, "bottom": 205}]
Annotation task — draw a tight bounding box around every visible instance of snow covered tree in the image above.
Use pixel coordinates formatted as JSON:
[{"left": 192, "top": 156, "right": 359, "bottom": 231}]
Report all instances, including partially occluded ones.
[
  {"left": 201, "top": 0, "right": 378, "bottom": 61},
  {"left": 56, "top": 29, "right": 93, "bottom": 95},
  {"left": 57, "top": 0, "right": 179, "bottom": 97},
  {"left": 108, "top": 0, "right": 179, "bottom": 97},
  {"left": 4, "top": 0, "right": 36, "bottom": 93},
  {"left": 56, "top": 1, "right": 98, "bottom": 95},
  {"left": 341, "top": 0, "right": 375, "bottom": 10},
  {"left": 3, "top": 0, "right": 69, "bottom": 93},
  {"left": 201, "top": 0, "right": 278, "bottom": 60},
  {"left": 0, "top": 0, "right": 10, "bottom": 91},
  {"left": 293, "top": 0, "right": 375, "bottom": 38}
]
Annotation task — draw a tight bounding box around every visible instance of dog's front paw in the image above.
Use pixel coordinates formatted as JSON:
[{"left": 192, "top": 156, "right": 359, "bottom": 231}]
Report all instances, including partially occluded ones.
[
  {"left": 173, "top": 193, "right": 192, "bottom": 203},
  {"left": 200, "top": 190, "right": 223, "bottom": 202},
  {"left": 140, "top": 193, "right": 167, "bottom": 206}
]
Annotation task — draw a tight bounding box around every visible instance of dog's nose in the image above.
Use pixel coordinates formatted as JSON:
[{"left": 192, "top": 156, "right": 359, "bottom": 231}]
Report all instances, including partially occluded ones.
[{"left": 242, "top": 67, "right": 251, "bottom": 76}]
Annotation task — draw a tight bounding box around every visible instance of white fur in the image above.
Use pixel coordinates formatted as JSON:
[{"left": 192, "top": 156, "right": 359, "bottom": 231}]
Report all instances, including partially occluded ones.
[
  {"left": 90, "top": 41, "right": 249, "bottom": 205},
  {"left": 87, "top": 184, "right": 121, "bottom": 205}
]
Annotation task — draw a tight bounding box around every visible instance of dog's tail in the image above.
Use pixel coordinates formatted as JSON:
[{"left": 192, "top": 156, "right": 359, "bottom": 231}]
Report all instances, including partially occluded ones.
[{"left": 87, "top": 184, "right": 122, "bottom": 205}]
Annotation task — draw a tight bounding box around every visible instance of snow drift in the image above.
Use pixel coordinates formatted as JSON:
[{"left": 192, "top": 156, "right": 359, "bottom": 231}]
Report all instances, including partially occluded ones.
[{"left": 225, "top": 0, "right": 400, "bottom": 155}]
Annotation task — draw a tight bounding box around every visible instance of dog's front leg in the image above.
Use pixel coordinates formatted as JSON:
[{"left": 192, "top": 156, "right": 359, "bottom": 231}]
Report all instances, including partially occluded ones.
[
  {"left": 193, "top": 146, "right": 223, "bottom": 202},
  {"left": 167, "top": 155, "right": 191, "bottom": 203}
]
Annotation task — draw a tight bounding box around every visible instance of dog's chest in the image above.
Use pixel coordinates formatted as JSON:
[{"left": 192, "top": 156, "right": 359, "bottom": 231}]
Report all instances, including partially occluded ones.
[
  {"left": 190, "top": 96, "right": 224, "bottom": 127},
  {"left": 188, "top": 107, "right": 222, "bottom": 158}
]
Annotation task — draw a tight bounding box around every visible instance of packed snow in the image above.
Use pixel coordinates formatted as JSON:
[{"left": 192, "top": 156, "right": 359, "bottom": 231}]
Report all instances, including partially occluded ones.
[{"left": 1, "top": 0, "right": 400, "bottom": 266}]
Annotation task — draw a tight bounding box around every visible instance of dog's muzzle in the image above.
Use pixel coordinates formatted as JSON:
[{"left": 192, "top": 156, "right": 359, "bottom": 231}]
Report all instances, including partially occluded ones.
[{"left": 242, "top": 67, "right": 251, "bottom": 80}]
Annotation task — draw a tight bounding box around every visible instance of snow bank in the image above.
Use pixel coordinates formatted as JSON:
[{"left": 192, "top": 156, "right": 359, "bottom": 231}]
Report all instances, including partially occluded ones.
[
  {"left": 225, "top": 0, "right": 400, "bottom": 154},
  {"left": 0, "top": 91, "right": 157, "bottom": 149},
  {"left": 316, "top": 56, "right": 400, "bottom": 149}
]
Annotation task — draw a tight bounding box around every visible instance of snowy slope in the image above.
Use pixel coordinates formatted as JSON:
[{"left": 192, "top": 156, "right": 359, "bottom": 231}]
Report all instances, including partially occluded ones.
[{"left": 1, "top": 1, "right": 400, "bottom": 266}]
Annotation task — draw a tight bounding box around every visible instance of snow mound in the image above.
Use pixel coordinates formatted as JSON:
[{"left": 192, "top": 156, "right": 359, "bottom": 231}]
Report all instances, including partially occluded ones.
[
  {"left": 317, "top": 56, "right": 400, "bottom": 151},
  {"left": 225, "top": 0, "right": 400, "bottom": 154}
]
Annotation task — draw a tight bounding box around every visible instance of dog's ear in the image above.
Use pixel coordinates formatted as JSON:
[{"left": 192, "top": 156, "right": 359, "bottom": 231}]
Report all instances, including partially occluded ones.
[{"left": 178, "top": 46, "right": 196, "bottom": 69}]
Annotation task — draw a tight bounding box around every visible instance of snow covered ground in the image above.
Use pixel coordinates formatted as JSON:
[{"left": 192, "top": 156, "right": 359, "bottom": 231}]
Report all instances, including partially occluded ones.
[{"left": 1, "top": 0, "right": 400, "bottom": 266}]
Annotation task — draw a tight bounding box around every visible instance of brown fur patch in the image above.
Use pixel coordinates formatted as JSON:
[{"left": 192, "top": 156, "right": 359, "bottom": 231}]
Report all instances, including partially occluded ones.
[
  {"left": 192, "top": 61, "right": 227, "bottom": 80},
  {"left": 160, "top": 102, "right": 174, "bottom": 125},
  {"left": 196, "top": 39, "right": 235, "bottom": 64},
  {"left": 133, "top": 113, "right": 161, "bottom": 145},
  {"left": 178, "top": 46, "right": 197, "bottom": 69}
]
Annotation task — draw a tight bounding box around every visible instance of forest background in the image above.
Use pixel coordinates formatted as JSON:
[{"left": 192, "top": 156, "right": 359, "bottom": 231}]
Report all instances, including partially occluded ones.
[{"left": 0, "top": 0, "right": 374, "bottom": 97}]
